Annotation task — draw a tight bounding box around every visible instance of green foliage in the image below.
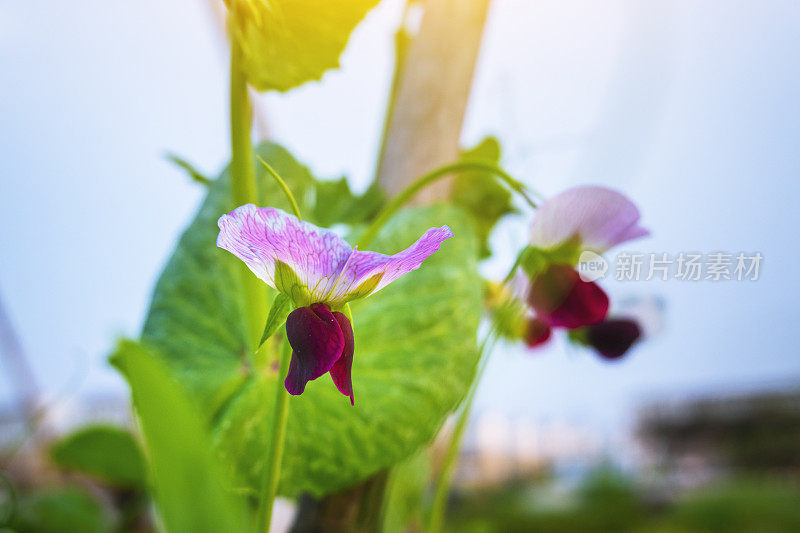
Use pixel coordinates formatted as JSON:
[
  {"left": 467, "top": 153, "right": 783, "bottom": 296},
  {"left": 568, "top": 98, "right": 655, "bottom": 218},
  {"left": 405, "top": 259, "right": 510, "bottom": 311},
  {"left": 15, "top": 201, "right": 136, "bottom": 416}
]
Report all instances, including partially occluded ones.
[
  {"left": 50, "top": 425, "right": 146, "bottom": 489},
  {"left": 11, "top": 488, "right": 112, "bottom": 533},
  {"left": 384, "top": 450, "right": 431, "bottom": 533},
  {"left": 110, "top": 340, "right": 246, "bottom": 533},
  {"left": 452, "top": 137, "right": 516, "bottom": 257},
  {"left": 258, "top": 293, "right": 292, "bottom": 348},
  {"left": 443, "top": 473, "right": 800, "bottom": 533},
  {"left": 0, "top": 472, "right": 17, "bottom": 528},
  {"left": 139, "top": 142, "right": 482, "bottom": 497},
  {"left": 228, "top": 0, "right": 380, "bottom": 92},
  {"left": 664, "top": 479, "right": 800, "bottom": 532},
  {"left": 166, "top": 153, "right": 211, "bottom": 186},
  {"left": 311, "top": 179, "right": 385, "bottom": 227}
]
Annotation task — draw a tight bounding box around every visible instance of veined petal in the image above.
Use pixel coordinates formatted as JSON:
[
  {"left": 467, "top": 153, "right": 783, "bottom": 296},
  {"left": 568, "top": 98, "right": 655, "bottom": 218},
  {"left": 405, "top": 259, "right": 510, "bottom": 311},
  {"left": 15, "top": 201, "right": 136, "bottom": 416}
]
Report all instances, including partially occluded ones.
[
  {"left": 326, "top": 226, "right": 454, "bottom": 305},
  {"left": 284, "top": 304, "right": 344, "bottom": 395},
  {"left": 329, "top": 311, "right": 355, "bottom": 405},
  {"left": 530, "top": 186, "right": 649, "bottom": 253},
  {"left": 217, "top": 204, "right": 353, "bottom": 304}
]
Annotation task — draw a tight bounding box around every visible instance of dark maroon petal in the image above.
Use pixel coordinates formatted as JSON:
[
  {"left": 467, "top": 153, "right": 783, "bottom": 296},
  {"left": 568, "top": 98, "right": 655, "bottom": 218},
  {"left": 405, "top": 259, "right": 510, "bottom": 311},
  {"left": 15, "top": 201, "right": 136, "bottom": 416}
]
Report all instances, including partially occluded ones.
[
  {"left": 586, "top": 318, "right": 641, "bottom": 360},
  {"left": 284, "top": 303, "right": 344, "bottom": 395},
  {"left": 329, "top": 312, "right": 355, "bottom": 405},
  {"left": 524, "top": 317, "right": 552, "bottom": 349},
  {"left": 528, "top": 264, "right": 609, "bottom": 329}
]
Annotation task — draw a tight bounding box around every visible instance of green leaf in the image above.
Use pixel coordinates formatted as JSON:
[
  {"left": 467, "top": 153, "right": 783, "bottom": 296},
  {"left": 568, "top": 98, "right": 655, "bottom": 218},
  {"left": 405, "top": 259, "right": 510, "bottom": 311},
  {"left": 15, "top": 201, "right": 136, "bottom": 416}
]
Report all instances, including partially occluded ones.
[
  {"left": 166, "top": 153, "right": 211, "bottom": 186},
  {"left": 452, "top": 136, "right": 516, "bottom": 258},
  {"left": 50, "top": 425, "right": 146, "bottom": 489},
  {"left": 259, "top": 293, "right": 292, "bottom": 348},
  {"left": 311, "top": 179, "right": 385, "bottom": 227},
  {"left": 214, "top": 206, "right": 482, "bottom": 496},
  {"left": 141, "top": 142, "right": 482, "bottom": 497},
  {"left": 12, "top": 488, "right": 112, "bottom": 533},
  {"left": 110, "top": 340, "right": 246, "bottom": 533},
  {"left": 228, "top": 0, "right": 380, "bottom": 92}
]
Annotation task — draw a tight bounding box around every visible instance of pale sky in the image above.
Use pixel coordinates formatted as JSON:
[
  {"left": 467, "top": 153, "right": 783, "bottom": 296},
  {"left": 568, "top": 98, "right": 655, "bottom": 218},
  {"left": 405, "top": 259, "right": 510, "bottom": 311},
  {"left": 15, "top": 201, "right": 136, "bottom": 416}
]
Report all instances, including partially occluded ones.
[{"left": 1, "top": 0, "right": 799, "bottom": 439}]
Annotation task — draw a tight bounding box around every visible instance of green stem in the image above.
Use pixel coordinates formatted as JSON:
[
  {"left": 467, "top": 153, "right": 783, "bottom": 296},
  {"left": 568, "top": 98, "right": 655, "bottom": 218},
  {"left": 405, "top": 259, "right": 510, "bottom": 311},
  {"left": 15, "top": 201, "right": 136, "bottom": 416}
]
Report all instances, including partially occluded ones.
[
  {"left": 358, "top": 161, "right": 536, "bottom": 248},
  {"left": 257, "top": 338, "right": 292, "bottom": 532},
  {"left": 251, "top": 157, "right": 302, "bottom": 532},
  {"left": 230, "top": 43, "right": 267, "bottom": 348},
  {"left": 257, "top": 157, "right": 302, "bottom": 219},
  {"left": 428, "top": 326, "right": 499, "bottom": 533}
]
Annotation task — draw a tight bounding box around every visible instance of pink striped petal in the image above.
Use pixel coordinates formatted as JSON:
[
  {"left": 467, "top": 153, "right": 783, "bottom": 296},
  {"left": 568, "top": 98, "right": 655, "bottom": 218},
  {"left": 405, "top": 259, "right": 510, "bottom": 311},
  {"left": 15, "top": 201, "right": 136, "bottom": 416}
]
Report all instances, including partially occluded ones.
[
  {"left": 217, "top": 205, "right": 353, "bottom": 304},
  {"left": 325, "top": 226, "right": 453, "bottom": 306},
  {"left": 530, "top": 186, "right": 649, "bottom": 253},
  {"left": 217, "top": 205, "right": 452, "bottom": 307}
]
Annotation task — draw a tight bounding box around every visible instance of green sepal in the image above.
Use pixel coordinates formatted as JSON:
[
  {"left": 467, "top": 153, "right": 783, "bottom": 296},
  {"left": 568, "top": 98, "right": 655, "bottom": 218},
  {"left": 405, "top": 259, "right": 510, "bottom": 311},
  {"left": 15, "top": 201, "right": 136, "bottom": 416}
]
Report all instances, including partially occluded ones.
[
  {"left": 567, "top": 327, "right": 590, "bottom": 346},
  {"left": 327, "top": 273, "right": 383, "bottom": 309},
  {"left": 274, "top": 261, "right": 312, "bottom": 307},
  {"left": 519, "top": 237, "right": 584, "bottom": 279},
  {"left": 258, "top": 293, "right": 293, "bottom": 349}
]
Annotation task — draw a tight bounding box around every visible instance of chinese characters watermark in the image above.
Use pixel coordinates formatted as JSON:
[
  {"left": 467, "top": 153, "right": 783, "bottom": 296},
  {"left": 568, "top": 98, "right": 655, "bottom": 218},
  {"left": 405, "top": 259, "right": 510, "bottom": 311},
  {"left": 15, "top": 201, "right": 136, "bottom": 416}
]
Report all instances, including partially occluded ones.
[{"left": 577, "top": 252, "right": 762, "bottom": 282}]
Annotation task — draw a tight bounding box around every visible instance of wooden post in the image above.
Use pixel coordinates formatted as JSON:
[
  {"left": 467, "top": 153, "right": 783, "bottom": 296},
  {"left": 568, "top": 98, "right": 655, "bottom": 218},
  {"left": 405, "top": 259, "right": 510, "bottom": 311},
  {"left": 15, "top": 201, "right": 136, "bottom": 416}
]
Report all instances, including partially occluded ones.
[{"left": 377, "top": 0, "right": 491, "bottom": 202}]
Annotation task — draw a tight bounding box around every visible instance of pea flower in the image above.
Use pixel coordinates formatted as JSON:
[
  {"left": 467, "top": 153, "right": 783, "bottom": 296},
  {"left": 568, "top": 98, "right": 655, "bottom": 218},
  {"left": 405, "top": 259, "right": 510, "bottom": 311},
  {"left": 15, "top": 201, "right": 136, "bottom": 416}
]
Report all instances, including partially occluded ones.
[
  {"left": 527, "top": 186, "right": 648, "bottom": 329},
  {"left": 528, "top": 264, "right": 609, "bottom": 329},
  {"left": 583, "top": 318, "right": 642, "bottom": 360},
  {"left": 529, "top": 186, "right": 649, "bottom": 254},
  {"left": 217, "top": 204, "right": 453, "bottom": 404}
]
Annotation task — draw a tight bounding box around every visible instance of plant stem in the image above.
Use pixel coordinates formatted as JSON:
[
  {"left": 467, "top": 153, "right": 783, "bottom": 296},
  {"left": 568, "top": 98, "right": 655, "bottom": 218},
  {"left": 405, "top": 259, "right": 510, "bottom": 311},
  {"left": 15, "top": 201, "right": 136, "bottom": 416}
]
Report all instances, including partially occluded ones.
[
  {"left": 257, "top": 157, "right": 302, "bottom": 219},
  {"left": 251, "top": 157, "right": 305, "bottom": 532},
  {"left": 358, "top": 161, "right": 536, "bottom": 248},
  {"left": 257, "top": 337, "right": 292, "bottom": 532},
  {"left": 230, "top": 43, "right": 267, "bottom": 349},
  {"left": 428, "top": 326, "right": 499, "bottom": 533}
]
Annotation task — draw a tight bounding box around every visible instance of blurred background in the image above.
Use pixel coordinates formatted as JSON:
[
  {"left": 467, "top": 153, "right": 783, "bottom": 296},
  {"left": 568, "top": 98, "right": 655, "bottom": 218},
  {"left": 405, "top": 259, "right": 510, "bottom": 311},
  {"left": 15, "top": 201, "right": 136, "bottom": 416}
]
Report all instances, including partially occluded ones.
[{"left": 2, "top": 0, "right": 800, "bottom": 530}]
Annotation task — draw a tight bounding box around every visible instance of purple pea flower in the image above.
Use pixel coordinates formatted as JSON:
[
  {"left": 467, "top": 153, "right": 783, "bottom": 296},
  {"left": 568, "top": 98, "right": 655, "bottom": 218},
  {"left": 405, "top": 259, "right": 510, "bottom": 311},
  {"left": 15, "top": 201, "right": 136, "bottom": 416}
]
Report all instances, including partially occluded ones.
[
  {"left": 217, "top": 204, "right": 453, "bottom": 404},
  {"left": 529, "top": 186, "right": 649, "bottom": 253},
  {"left": 527, "top": 186, "right": 648, "bottom": 328},
  {"left": 528, "top": 264, "right": 610, "bottom": 329}
]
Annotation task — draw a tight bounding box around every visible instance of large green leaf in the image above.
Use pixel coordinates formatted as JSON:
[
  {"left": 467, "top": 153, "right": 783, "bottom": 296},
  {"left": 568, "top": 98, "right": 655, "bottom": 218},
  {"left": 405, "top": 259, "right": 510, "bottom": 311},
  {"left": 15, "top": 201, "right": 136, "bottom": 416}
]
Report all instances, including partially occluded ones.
[
  {"left": 140, "top": 143, "right": 482, "bottom": 496},
  {"left": 111, "top": 341, "right": 246, "bottom": 533},
  {"left": 228, "top": 0, "right": 380, "bottom": 92},
  {"left": 50, "top": 425, "right": 146, "bottom": 489},
  {"left": 311, "top": 179, "right": 385, "bottom": 227}
]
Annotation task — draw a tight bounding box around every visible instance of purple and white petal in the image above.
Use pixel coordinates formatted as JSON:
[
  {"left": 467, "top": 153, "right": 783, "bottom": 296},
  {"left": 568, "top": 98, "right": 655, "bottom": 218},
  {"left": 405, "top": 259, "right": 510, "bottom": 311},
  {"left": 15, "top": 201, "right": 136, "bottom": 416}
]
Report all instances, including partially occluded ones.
[
  {"left": 530, "top": 186, "right": 649, "bottom": 253},
  {"left": 217, "top": 204, "right": 353, "bottom": 301},
  {"left": 326, "top": 226, "right": 454, "bottom": 305}
]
